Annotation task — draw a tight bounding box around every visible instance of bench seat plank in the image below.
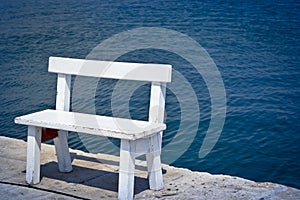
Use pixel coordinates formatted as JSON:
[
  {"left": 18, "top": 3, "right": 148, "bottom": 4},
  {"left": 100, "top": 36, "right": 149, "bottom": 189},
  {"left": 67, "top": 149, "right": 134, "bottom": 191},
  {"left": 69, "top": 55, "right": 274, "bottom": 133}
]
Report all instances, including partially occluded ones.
[{"left": 15, "top": 109, "right": 166, "bottom": 140}]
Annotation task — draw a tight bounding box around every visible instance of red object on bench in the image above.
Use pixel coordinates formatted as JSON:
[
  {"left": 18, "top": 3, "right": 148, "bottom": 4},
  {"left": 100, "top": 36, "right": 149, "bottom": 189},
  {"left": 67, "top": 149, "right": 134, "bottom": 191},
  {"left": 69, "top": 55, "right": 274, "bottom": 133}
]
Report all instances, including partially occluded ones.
[{"left": 41, "top": 128, "right": 58, "bottom": 142}]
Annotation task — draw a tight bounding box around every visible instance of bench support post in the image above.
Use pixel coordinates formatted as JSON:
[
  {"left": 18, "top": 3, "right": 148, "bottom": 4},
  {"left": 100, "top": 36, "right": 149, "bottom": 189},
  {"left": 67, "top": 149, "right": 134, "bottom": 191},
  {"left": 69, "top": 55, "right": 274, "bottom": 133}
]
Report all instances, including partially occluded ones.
[
  {"left": 54, "top": 130, "right": 72, "bottom": 172},
  {"left": 54, "top": 74, "right": 72, "bottom": 172},
  {"left": 146, "top": 82, "right": 166, "bottom": 190},
  {"left": 26, "top": 126, "right": 42, "bottom": 184},
  {"left": 118, "top": 139, "right": 135, "bottom": 200},
  {"left": 146, "top": 133, "right": 163, "bottom": 190}
]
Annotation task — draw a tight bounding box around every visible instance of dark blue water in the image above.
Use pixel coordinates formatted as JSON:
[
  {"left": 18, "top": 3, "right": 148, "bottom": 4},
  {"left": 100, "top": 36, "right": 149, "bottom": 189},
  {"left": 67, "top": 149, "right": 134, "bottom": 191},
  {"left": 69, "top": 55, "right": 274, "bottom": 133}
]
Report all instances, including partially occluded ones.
[{"left": 1, "top": 0, "right": 299, "bottom": 189}]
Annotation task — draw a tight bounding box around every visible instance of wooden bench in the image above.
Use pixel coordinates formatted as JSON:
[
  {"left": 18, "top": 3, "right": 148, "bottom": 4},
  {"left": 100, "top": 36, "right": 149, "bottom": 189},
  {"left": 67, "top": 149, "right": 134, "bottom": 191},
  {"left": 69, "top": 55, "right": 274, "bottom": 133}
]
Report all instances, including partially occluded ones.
[{"left": 14, "top": 57, "right": 172, "bottom": 200}]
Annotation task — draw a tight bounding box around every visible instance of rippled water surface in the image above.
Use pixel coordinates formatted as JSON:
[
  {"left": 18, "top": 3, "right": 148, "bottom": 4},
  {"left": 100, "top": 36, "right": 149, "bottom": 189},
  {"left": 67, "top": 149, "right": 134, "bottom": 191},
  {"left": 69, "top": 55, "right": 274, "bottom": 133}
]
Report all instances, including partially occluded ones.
[{"left": 0, "top": 0, "right": 299, "bottom": 188}]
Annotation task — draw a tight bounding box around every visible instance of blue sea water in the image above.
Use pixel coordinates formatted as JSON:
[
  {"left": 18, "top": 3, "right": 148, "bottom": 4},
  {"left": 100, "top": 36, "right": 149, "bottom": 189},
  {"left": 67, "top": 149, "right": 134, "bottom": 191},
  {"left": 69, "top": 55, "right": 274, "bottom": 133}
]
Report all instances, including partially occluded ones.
[{"left": 0, "top": 0, "right": 299, "bottom": 189}]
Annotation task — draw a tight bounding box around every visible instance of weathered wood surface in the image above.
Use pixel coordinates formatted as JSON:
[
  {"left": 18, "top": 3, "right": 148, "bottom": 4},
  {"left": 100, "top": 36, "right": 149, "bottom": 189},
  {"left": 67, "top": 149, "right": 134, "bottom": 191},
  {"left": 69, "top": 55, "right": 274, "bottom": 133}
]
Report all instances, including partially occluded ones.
[
  {"left": 49, "top": 57, "right": 172, "bottom": 82},
  {"left": 15, "top": 109, "right": 166, "bottom": 140}
]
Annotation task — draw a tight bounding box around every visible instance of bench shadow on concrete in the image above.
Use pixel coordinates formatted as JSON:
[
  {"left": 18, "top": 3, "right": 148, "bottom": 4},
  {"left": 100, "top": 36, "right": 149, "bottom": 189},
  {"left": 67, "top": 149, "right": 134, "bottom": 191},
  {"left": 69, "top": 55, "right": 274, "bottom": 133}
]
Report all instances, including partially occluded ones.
[{"left": 40, "top": 152, "right": 166, "bottom": 195}]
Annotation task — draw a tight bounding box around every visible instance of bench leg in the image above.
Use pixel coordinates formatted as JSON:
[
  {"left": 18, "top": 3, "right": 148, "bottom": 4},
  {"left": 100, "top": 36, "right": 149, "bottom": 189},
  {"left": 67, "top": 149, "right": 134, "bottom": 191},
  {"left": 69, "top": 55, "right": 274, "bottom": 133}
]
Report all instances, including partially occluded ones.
[
  {"left": 118, "top": 139, "right": 135, "bottom": 200},
  {"left": 146, "top": 133, "right": 163, "bottom": 190},
  {"left": 53, "top": 130, "right": 72, "bottom": 172},
  {"left": 26, "top": 126, "right": 42, "bottom": 184}
]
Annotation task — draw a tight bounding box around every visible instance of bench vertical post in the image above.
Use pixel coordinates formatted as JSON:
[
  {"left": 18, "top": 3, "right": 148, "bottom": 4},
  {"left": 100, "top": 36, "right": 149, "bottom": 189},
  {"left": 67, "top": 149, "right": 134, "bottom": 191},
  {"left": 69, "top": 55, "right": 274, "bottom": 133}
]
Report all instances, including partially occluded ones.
[
  {"left": 118, "top": 140, "right": 136, "bottom": 200},
  {"left": 53, "top": 74, "right": 73, "bottom": 172},
  {"left": 26, "top": 126, "right": 42, "bottom": 184},
  {"left": 146, "top": 82, "right": 166, "bottom": 190}
]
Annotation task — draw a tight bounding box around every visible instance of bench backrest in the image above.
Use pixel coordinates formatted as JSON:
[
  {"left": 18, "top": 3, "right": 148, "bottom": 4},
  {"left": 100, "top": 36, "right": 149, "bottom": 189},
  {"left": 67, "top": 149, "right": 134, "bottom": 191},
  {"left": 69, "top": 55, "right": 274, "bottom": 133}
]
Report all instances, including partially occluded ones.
[
  {"left": 49, "top": 57, "right": 171, "bottom": 82},
  {"left": 49, "top": 57, "right": 172, "bottom": 124}
]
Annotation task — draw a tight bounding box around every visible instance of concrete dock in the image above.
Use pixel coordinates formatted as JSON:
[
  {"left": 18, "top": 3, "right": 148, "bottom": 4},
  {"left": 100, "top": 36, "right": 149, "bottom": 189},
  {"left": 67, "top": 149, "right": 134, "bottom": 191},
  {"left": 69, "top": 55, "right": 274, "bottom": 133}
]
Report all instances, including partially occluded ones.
[{"left": 0, "top": 136, "right": 299, "bottom": 199}]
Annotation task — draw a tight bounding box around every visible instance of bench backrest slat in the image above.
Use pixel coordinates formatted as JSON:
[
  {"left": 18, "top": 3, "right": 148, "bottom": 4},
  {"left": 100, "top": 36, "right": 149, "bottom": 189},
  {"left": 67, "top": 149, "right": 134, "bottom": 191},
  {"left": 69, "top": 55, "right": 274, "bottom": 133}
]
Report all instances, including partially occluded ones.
[{"left": 49, "top": 57, "right": 172, "bottom": 83}]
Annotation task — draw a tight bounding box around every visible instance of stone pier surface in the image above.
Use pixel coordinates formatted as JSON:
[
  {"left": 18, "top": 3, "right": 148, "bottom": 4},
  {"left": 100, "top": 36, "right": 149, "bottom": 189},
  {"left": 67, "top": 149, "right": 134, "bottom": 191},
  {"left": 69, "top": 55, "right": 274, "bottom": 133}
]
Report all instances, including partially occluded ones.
[{"left": 0, "top": 136, "right": 299, "bottom": 200}]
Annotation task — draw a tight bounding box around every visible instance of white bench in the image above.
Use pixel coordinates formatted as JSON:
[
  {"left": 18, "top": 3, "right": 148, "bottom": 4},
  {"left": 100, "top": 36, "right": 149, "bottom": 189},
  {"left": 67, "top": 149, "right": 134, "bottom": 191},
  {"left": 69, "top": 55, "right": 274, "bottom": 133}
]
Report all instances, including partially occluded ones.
[{"left": 14, "top": 57, "right": 172, "bottom": 200}]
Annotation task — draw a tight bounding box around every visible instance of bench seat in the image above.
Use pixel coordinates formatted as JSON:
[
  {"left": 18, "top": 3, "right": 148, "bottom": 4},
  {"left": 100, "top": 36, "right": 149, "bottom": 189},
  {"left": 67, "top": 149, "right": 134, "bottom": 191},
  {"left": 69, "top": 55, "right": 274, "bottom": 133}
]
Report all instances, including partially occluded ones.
[{"left": 15, "top": 109, "right": 166, "bottom": 141}]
